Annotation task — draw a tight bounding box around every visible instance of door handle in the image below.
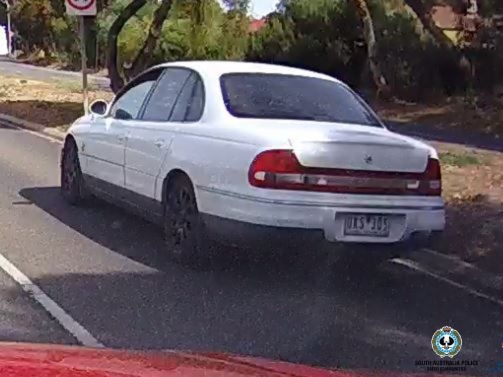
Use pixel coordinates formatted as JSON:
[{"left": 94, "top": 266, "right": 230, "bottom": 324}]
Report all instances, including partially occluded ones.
[{"left": 154, "top": 139, "right": 165, "bottom": 148}]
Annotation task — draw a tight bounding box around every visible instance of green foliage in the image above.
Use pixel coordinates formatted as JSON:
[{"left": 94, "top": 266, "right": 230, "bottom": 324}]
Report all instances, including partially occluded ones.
[
  {"left": 248, "top": 0, "right": 365, "bottom": 86},
  {"left": 12, "top": 0, "right": 56, "bottom": 51},
  {"left": 11, "top": 0, "right": 502, "bottom": 101},
  {"left": 440, "top": 151, "right": 481, "bottom": 167},
  {"left": 374, "top": 9, "right": 447, "bottom": 99}
]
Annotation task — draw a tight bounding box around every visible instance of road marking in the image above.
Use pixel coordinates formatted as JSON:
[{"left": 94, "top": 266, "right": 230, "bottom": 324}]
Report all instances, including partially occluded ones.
[
  {"left": 392, "top": 258, "right": 503, "bottom": 308},
  {"left": 0, "top": 252, "right": 104, "bottom": 348}
]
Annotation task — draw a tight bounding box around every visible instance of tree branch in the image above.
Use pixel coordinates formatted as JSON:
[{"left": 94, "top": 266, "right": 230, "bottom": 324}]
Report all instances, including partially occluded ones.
[
  {"left": 352, "top": 0, "right": 390, "bottom": 97},
  {"left": 403, "top": 0, "right": 456, "bottom": 50},
  {"left": 127, "top": 0, "right": 173, "bottom": 80},
  {"left": 106, "top": 0, "right": 147, "bottom": 93}
]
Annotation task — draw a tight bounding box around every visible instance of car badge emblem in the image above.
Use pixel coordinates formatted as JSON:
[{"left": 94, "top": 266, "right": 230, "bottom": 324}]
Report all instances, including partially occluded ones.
[{"left": 364, "top": 155, "right": 373, "bottom": 164}]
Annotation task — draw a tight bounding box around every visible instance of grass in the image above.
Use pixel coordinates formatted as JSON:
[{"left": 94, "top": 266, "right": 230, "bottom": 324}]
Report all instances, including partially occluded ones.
[
  {"left": 439, "top": 151, "right": 481, "bottom": 167},
  {"left": 0, "top": 75, "right": 113, "bottom": 129}
]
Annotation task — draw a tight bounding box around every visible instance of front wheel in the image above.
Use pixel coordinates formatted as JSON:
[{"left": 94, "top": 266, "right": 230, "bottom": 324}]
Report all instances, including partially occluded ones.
[
  {"left": 163, "top": 175, "right": 210, "bottom": 267},
  {"left": 60, "top": 139, "right": 86, "bottom": 205}
]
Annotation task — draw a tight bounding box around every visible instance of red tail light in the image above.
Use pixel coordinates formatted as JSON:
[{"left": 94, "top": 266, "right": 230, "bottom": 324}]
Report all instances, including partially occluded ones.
[
  {"left": 419, "top": 157, "right": 442, "bottom": 196},
  {"left": 248, "top": 149, "right": 442, "bottom": 196}
]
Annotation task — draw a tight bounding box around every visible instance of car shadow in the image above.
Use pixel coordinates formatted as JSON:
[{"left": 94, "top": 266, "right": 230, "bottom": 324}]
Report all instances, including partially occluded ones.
[
  {"left": 16, "top": 186, "right": 503, "bottom": 370},
  {"left": 18, "top": 186, "right": 355, "bottom": 287}
]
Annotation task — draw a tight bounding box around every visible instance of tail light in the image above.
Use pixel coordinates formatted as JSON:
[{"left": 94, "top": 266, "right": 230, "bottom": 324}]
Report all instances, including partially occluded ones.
[
  {"left": 418, "top": 157, "right": 442, "bottom": 196},
  {"left": 248, "top": 149, "right": 442, "bottom": 196}
]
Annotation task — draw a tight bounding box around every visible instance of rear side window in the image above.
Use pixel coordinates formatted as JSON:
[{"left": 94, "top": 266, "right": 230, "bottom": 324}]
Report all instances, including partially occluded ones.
[
  {"left": 185, "top": 78, "right": 204, "bottom": 122},
  {"left": 220, "top": 73, "right": 381, "bottom": 127},
  {"left": 170, "top": 73, "right": 205, "bottom": 122},
  {"left": 141, "top": 68, "right": 191, "bottom": 122}
]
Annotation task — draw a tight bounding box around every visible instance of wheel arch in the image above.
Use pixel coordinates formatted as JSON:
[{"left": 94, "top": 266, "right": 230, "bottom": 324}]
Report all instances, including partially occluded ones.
[{"left": 161, "top": 169, "right": 194, "bottom": 204}]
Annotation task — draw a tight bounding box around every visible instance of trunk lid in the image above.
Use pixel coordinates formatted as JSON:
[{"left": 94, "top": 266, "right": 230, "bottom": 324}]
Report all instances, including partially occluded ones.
[{"left": 289, "top": 123, "right": 430, "bottom": 173}]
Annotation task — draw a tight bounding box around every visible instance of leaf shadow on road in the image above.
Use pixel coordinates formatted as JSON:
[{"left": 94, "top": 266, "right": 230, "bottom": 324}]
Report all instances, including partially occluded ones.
[{"left": 16, "top": 186, "right": 503, "bottom": 372}]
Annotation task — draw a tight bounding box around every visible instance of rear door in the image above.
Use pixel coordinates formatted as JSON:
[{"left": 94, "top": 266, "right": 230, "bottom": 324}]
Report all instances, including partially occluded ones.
[{"left": 124, "top": 68, "right": 195, "bottom": 199}]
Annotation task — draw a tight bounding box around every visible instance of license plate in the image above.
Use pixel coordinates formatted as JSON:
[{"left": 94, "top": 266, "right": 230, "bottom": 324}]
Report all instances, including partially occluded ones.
[{"left": 343, "top": 214, "right": 390, "bottom": 237}]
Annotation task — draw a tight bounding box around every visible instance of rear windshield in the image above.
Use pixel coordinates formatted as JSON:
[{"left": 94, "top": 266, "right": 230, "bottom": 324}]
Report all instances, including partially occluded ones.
[{"left": 220, "top": 73, "right": 382, "bottom": 127}]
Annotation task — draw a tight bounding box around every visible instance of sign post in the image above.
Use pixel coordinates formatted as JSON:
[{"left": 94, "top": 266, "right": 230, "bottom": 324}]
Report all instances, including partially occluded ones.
[
  {"left": 79, "top": 16, "right": 89, "bottom": 115},
  {"left": 65, "top": 0, "right": 97, "bottom": 115}
]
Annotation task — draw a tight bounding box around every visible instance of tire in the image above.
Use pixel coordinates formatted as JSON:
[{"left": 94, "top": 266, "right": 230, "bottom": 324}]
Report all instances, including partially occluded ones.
[
  {"left": 163, "top": 175, "right": 210, "bottom": 267},
  {"left": 60, "top": 139, "right": 85, "bottom": 205}
]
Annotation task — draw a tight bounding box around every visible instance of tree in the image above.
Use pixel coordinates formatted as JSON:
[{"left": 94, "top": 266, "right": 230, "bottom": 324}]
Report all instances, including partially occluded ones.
[
  {"left": 126, "top": 0, "right": 173, "bottom": 80},
  {"left": 402, "top": 0, "right": 456, "bottom": 49},
  {"left": 351, "top": 0, "right": 389, "bottom": 96},
  {"left": 220, "top": 0, "right": 250, "bottom": 59},
  {"left": 106, "top": 0, "right": 147, "bottom": 92},
  {"left": 12, "top": 0, "right": 55, "bottom": 53}
]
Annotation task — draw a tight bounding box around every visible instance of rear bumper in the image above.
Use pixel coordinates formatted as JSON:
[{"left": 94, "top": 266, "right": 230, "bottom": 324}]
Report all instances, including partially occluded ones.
[
  {"left": 197, "top": 186, "right": 445, "bottom": 248},
  {"left": 201, "top": 213, "right": 441, "bottom": 255}
]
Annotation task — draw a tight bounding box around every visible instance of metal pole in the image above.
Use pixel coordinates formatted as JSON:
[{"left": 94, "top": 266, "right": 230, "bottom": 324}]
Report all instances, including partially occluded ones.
[
  {"left": 6, "top": 2, "right": 10, "bottom": 56},
  {"left": 80, "top": 16, "right": 89, "bottom": 115}
]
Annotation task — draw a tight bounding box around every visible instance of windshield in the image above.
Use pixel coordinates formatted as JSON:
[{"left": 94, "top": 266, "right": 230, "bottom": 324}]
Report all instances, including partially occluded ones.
[{"left": 220, "top": 73, "right": 382, "bottom": 126}]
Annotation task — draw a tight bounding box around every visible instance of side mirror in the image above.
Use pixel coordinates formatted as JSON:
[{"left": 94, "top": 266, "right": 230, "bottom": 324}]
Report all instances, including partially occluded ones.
[{"left": 89, "top": 100, "right": 108, "bottom": 116}]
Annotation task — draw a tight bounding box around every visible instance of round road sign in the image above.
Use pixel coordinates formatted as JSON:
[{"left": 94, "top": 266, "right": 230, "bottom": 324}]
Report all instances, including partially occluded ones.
[{"left": 67, "top": 0, "right": 96, "bottom": 11}]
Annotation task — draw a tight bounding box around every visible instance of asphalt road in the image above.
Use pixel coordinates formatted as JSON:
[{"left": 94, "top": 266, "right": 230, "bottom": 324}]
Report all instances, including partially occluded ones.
[
  {"left": 0, "top": 122, "right": 502, "bottom": 373},
  {"left": 0, "top": 58, "right": 110, "bottom": 90}
]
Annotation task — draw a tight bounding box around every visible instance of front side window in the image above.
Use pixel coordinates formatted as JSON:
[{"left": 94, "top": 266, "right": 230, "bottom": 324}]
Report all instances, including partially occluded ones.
[
  {"left": 220, "top": 73, "right": 382, "bottom": 127},
  {"left": 110, "top": 70, "right": 161, "bottom": 120}
]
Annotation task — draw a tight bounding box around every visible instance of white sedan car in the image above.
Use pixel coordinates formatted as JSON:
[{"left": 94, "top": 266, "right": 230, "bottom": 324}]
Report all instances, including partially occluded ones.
[{"left": 61, "top": 61, "right": 445, "bottom": 267}]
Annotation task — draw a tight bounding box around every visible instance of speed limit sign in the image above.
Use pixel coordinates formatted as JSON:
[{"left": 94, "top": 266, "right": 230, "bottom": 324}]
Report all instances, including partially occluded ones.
[{"left": 65, "top": 0, "right": 97, "bottom": 16}]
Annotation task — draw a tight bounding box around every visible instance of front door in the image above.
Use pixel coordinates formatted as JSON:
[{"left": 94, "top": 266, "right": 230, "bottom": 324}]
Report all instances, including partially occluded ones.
[{"left": 84, "top": 69, "right": 161, "bottom": 189}]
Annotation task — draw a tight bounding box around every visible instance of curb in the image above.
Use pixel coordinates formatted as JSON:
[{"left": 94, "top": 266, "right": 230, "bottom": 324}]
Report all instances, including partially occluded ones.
[
  {"left": 395, "top": 248, "right": 503, "bottom": 305},
  {"left": 0, "top": 113, "right": 65, "bottom": 141}
]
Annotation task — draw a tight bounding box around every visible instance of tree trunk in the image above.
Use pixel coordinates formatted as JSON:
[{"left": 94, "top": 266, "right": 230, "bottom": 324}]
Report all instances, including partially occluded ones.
[
  {"left": 403, "top": 0, "right": 455, "bottom": 50},
  {"left": 106, "top": 0, "right": 147, "bottom": 93},
  {"left": 351, "top": 0, "right": 390, "bottom": 97},
  {"left": 127, "top": 0, "right": 173, "bottom": 80}
]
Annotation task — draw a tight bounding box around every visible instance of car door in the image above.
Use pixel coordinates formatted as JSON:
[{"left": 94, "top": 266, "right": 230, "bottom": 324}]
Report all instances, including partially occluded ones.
[
  {"left": 84, "top": 70, "right": 160, "bottom": 189},
  {"left": 124, "top": 68, "right": 195, "bottom": 199}
]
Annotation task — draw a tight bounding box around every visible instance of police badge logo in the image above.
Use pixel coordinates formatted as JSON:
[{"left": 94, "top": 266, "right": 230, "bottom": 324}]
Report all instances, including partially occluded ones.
[{"left": 431, "top": 326, "right": 462, "bottom": 358}]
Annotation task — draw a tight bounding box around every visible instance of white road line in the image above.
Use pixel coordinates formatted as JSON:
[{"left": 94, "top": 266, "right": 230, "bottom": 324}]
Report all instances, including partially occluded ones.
[
  {"left": 0, "top": 252, "right": 104, "bottom": 348},
  {"left": 392, "top": 258, "right": 503, "bottom": 308}
]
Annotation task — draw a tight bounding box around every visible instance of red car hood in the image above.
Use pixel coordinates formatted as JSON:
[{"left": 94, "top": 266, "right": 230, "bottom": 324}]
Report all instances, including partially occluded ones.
[
  {"left": 0, "top": 343, "right": 459, "bottom": 377},
  {"left": 0, "top": 343, "right": 339, "bottom": 377}
]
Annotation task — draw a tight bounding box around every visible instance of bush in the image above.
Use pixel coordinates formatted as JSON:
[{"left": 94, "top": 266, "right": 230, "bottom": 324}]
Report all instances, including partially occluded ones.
[
  {"left": 376, "top": 11, "right": 448, "bottom": 100},
  {"left": 247, "top": 0, "right": 366, "bottom": 87}
]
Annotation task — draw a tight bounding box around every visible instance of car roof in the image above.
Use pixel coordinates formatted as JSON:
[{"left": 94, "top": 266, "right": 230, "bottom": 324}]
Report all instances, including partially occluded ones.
[{"left": 148, "top": 60, "right": 342, "bottom": 83}]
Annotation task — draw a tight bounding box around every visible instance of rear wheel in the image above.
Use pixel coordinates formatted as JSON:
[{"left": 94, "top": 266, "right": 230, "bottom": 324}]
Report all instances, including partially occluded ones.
[
  {"left": 163, "top": 175, "right": 210, "bottom": 267},
  {"left": 60, "top": 139, "right": 86, "bottom": 205}
]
